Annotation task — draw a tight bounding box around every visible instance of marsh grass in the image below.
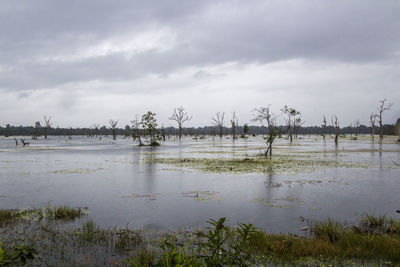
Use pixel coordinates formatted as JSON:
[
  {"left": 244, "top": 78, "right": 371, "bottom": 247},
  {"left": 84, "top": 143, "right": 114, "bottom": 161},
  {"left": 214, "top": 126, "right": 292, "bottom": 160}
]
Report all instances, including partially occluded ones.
[
  {"left": 2, "top": 210, "right": 400, "bottom": 266},
  {"left": 42, "top": 205, "right": 87, "bottom": 220},
  {"left": 148, "top": 155, "right": 367, "bottom": 174},
  {"left": 0, "top": 209, "right": 16, "bottom": 226}
]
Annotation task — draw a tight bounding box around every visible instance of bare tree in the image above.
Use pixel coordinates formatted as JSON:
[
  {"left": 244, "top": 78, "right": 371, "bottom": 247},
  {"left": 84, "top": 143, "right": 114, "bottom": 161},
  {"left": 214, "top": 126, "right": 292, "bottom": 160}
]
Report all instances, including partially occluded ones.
[
  {"left": 252, "top": 106, "right": 280, "bottom": 156},
  {"left": 377, "top": 99, "right": 393, "bottom": 141},
  {"left": 293, "top": 116, "right": 305, "bottom": 139},
  {"left": 332, "top": 115, "right": 339, "bottom": 144},
  {"left": 90, "top": 123, "right": 100, "bottom": 137},
  {"left": 131, "top": 115, "right": 142, "bottom": 145},
  {"left": 369, "top": 113, "right": 377, "bottom": 141},
  {"left": 253, "top": 106, "right": 274, "bottom": 134},
  {"left": 109, "top": 119, "right": 118, "bottom": 140},
  {"left": 43, "top": 115, "right": 52, "bottom": 139},
  {"left": 322, "top": 115, "right": 327, "bottom": 141},
  {"left": 212, "top": 112, "right": 225, "bottom": 138},
  {"left": 231, "top": 111, "right": 239, "bottom": 140},
  {"left": 169, "top": 106, "right": 192, "bottom": 139}
]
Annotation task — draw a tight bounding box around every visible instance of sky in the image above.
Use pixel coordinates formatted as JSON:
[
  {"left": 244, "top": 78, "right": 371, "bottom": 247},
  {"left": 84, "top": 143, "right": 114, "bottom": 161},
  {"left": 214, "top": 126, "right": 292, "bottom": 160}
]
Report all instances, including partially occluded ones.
[{"left": 1, "top": 0, "right": 399, "bottom": 128}]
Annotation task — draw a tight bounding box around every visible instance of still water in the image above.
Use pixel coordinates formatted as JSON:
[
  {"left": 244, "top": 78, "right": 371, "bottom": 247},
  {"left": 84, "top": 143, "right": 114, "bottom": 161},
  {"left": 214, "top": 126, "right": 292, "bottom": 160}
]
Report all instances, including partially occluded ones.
[{"left": 0, "top": 135, "right": 399, "bottom": 234}]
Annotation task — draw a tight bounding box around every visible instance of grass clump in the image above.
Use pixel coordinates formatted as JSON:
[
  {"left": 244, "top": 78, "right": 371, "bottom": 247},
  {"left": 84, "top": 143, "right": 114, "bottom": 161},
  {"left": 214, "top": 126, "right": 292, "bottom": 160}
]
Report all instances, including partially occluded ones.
[
  {"left": 128, "top": 215, "right": 400, "bottom": 266},
  {"left": 42, "top": 205, "right": 86, "bottom": 220},
  {"left": 0, "top": 209, "right": 16, "bottom": 227}
]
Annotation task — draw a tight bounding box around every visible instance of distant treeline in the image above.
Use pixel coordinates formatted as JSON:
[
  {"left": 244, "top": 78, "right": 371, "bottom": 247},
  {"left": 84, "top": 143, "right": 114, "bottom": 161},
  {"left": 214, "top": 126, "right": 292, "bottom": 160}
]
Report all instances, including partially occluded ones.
[{"left": 0, "top": 123, "right": 397, "bottom": 137}]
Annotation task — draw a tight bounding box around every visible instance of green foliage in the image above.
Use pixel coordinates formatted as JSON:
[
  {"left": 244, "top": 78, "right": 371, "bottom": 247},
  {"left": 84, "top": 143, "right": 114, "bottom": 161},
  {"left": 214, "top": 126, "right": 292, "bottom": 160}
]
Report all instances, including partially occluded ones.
[
  {"left": 200, "top": 217, "right": 256, "bottom": 266},
  {"left": 311, "top": 218, "right": 344, "bottom": 242},
  {"left": 0, "top": 210, "right": 15, "bottom": 227},
  {"left": 42, "top": 205, "right": 86, "bottom": 220},
  {"left": 128, "top": 249, "right": 156, "bottom": 267},
  {"left": 140, "top": 111, "right": 160, "bottom": 146},
  {"left": 78, "top": 219, "right": 98, "bottom": 242},
  {"left": 0, "top": 241, "right": 36, "bottom": 266},
  {"left": 158, "top": 239, "right": 202, "bottom": 267},
  {"left": 243, "top": 124, "right": 249, "bottom": 136}
]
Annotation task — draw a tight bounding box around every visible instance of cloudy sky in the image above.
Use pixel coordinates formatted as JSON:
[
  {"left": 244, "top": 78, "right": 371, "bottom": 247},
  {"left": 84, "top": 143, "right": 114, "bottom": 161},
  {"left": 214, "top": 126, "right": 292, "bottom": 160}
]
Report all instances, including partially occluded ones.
[{"left": 1, "top": 0, "right": 399, "bottom": 128}]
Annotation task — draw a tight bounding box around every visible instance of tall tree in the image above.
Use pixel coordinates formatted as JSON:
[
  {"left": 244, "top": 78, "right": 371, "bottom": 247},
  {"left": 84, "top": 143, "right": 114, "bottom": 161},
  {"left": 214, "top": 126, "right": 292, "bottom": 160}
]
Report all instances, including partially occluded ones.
[
  {"left": 90, "top": 123, "right": 100, "bottom": 137},
  {"left": 253, "top": 106, "right": 274, "bottom": 134},
  {"left": 322, "top": 115, "right": 327, "bottom": 141},
  {"left": 109, "top": 119, "right": 118, "bottom": 140},
  {"left": 332, "top": 115, "right": 339, "bottom": 144},
  {"left": 43, "top": 115, "right": 52, "bottom": 139},
  {"left": 281, "top": 105, "right": 300, "bottom": 143},
  {"left": 369, "top": 113, "right": 377, "bottom": 141},
  {"left": 293, "top": 116, "right": 305, "bottom": 139},
  {"left": 140, "top": 111, "right": 159, "bottom": 146},
  {"left": 377, "top": 99, "right": 393, "bottom": 141},
  {"left": 212, "top": 112, "right": 225, "bottom": 138},
  {"left": 230, "top": 111, "right": 239, "bottom": 140},
  {"left": 252, "top": 106, "right": 280, "bottom": 156},
  {"left": 131, "top": 115, "right": 142, "bottom": 145},
  {"left": 169, "top": 106, "right": 192, "bottom": 139},
  {"left": 33, "top": 121, "right": 41, "bottom": 139}
]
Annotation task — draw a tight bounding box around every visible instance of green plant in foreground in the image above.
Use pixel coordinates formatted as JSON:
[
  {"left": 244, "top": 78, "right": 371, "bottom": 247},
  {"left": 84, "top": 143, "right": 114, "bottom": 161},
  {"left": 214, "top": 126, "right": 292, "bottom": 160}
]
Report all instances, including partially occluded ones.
[
  {"left": 200, "top": 217, "right": 256, "bottom": 266},
  {"left": 0, "top": 241, "right": 36, "bottom": 266}
]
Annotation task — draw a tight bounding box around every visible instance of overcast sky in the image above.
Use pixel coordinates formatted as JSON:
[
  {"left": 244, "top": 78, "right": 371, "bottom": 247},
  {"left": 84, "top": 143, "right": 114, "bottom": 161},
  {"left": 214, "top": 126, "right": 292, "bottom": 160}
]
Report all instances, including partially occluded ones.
[{"left": 1, "top": 0, "right": 399, "bottom": 128}]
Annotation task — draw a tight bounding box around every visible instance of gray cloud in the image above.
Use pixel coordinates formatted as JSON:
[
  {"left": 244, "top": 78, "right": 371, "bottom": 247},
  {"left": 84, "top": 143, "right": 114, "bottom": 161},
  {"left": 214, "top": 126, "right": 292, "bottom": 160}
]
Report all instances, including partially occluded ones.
[{"left": 0, "top": 0, "right": 399, "bottom": 126}]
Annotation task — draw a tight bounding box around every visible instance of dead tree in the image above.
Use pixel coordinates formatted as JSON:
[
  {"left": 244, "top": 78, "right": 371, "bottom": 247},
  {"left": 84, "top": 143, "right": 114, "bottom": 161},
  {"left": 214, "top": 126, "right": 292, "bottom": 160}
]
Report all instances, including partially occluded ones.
[
  {"left": 13, "top": 137, "right": 19, "bottom": 146},
  {"left": 169, "top": 106, "right": 192, "bottom": 139},
  {"left": 253, "top": 106, "right": 274, "bottom": 135},
  {"left": 370, "top": 113, "right": 377, "bottom": 141},
  {"left": 322, "top": 115, "right": 327, "bottom": 141},
  {"left": 377, "top": 99, "right": 393, "bottom": 141},
  {"left": 332, "top": 115, "right": 339, "bottom": 144},
  {"left": 90, "top": 123, "right": 100, "bottom": 137},
  {"left": 293, "top": 116, "right": 305, "bottom": 139},
  {"left": 252, "top": 106, "right": 280, "bottom": 156},
  {"left": 109, "top": 119, "right": 118, "bottom": 140},
  {"left": 131, "top": 115, "right": 142, "bottom": 145},
  {"left": 212, "top": 112, "right": 225, "bottom": 138},
  {"left": 231, "top": 111, "right": 239, "bottom": 140},
  {"left": 43, "top": 115, "right": 52, "bottom": 139}
]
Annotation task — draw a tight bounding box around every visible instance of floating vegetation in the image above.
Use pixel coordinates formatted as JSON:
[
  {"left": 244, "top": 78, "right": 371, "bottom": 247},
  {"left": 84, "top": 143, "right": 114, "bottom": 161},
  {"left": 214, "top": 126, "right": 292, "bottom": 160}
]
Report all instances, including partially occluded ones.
[
  {"left": 122, "top": 193, "right": 160, "bottom": 200},
  {"left": 275, "top": 196, "right": 305, "bottom": 204},
  {"left": 0, "top": 205, "right": 88, "bottom": 226},
  {"left": 251, "top": 195, "right": 305, "bottom": 208},
  {"left": 147, "top": 155, "right": 368, "bottom": 175},
  {"left": 50, "top": 167, "right": 104, "bottom": 174},
  {"left": 181, "top": 191, "right": 222, "bottom": 202}
]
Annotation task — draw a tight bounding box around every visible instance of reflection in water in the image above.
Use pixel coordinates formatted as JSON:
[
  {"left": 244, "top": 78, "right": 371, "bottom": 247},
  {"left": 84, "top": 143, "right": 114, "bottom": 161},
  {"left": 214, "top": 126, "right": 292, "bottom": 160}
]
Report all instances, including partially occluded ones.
[
  {"left": 1, "top": 135, "right": 400, "bottom": 233},
  {"left": 379, "top": 143, "right": 383, "bottom": 170}
]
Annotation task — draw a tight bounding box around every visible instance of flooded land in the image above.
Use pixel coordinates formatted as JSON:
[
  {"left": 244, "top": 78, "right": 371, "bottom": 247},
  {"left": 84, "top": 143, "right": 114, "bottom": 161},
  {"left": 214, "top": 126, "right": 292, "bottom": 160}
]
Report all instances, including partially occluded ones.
[
  {"left": 1, "top": 135, "right": 399, "bottom": 232},
  {"left": 1, "top": 135, "right": 400, "bottom": 265}
]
